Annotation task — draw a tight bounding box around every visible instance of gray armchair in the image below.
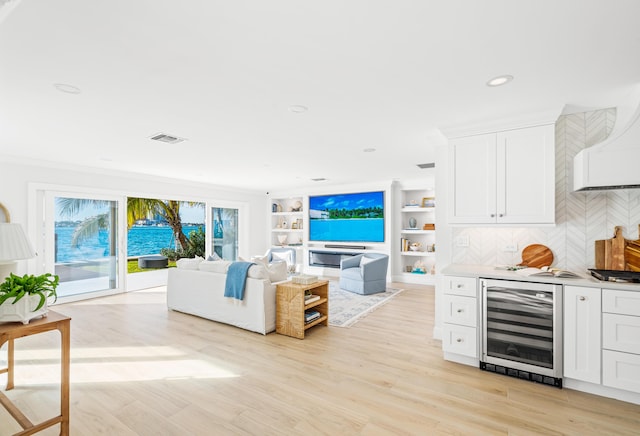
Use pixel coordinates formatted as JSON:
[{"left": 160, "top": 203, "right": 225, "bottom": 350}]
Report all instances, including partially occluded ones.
[{"left": 339, "top": 253, "right": 389, "bottom": 295}]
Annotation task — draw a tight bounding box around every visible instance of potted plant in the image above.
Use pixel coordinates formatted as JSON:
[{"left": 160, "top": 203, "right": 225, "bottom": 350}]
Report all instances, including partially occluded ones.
[{"left": 0, "top": 273, "right": 59, "bottom": 324}]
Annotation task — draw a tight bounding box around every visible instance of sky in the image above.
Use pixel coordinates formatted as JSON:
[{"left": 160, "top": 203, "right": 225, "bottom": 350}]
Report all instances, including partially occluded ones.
[{"left": 55, "top": 198, "right": 205, "bottom": 223}]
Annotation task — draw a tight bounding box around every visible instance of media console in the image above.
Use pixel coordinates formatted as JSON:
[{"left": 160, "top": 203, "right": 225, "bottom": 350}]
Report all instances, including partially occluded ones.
[{"left": 308, "top": 250, "right": 363, "bottom": 268}]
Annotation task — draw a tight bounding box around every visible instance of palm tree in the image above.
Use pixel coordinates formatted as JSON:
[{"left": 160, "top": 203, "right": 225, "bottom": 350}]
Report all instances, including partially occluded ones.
[{"left": 57, "top": 197, "right": 203, "bottom": 252}]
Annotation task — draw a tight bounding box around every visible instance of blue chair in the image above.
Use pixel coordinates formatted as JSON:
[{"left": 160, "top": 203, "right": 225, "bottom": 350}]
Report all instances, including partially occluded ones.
[{"left": 339, "top": 253, "right": 389, "bottom": 295}]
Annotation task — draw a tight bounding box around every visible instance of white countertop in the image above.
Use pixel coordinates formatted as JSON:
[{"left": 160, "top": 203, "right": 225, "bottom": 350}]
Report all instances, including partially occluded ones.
[{"left": 441, "top": 264, "right": 640, "bottom": 292}]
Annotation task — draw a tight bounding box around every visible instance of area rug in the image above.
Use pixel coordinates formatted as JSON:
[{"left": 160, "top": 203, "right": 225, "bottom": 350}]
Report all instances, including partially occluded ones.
[{"left": 328, "top": 281, "right": 404, "bottom": 327}]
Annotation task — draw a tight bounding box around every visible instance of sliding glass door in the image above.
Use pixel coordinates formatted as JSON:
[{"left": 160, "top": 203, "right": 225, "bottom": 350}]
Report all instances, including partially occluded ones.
[
  {"left": 44, "top": 192, "right": 124, "bottom": 299},
  {"left": 211, "top": 206, "right": 238, "bottom": 260}
]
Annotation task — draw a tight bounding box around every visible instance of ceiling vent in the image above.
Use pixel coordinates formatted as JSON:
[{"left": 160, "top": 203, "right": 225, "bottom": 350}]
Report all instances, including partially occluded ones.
[
  {"left": 150, "top": 133, "right": 185, "bottom": 144},
  {"left": 417, "top": 163, "right": 435, "bottom": 169}
]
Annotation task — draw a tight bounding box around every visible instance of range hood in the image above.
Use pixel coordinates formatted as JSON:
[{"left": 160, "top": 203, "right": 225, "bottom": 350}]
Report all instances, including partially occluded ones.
[{"left": 574, "top": 85, "right": 640, "bottom": 191}]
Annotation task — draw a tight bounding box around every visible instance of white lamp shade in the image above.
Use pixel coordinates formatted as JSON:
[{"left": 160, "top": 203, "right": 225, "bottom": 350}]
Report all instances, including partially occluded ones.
[{"left": 0, "top": 223, "right": 36, "bottom": 261}]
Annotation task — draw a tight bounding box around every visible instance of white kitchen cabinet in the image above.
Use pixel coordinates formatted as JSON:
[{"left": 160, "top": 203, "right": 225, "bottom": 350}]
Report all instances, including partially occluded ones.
[
  {"left": 563, "top": 286, "right": 601, "bottom": 384},
  {"left": 442, "top": 324, "right": 477, "bottom": 357},
  {"left": 602, "top": 350, "right": 640, "bottom": 394},
  {"left": 443, "top": 294, "right": 477, "bottom": 327},
  {"left": 602, "top": 288, "right": 640, "bottom": 394},
  {"left": 442, "top": 275, "right": 478, "bottom": 360},
  {"left": 448, "top": 124, "right": 555, "bottom": 224}
]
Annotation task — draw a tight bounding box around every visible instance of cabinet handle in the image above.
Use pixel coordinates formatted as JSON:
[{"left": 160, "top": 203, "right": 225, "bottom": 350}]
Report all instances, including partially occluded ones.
[
  {"left": 456, "top": 338, "right": 463, "bottom": 343},
  {"left": 456, "top": 308, "right": 464, "bottom": 313},
  {"left": 499, "top": 213, "right": 504, "bottom": 217},
  {"left": 490, "top": 214, "right": 495, "bottom": 218},
  {"left": 579, "top": 296, "right": 586, "bottom": 301},
  {"left": 456, "top": 284, "right": 464, "bottom": 288}
]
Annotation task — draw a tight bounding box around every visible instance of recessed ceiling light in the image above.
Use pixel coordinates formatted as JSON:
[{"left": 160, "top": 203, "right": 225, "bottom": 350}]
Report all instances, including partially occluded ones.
[
  {"left": 486, "top": 75, "right": 514, "bottom": 87},
  {"left": 288, "top": 105, "right": 308, "bottom": 113},
  {"left": 363, "top": 148, "right": 376, "bottom": 153},
  {"left": 53, "top": 83, "right": 82, "bottom": 94}
]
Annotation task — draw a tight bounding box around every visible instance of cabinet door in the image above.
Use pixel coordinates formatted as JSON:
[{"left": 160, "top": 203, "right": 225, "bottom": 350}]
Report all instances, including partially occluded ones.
[
  {"left": 442, "top": 324, "right": 477, "bottom": 357},
  {"left": 442, "top": 275, "right": 477, "bottom": 297},
  {"left": 443, "top": 295, "right": 477, "bottom": 327},
  {"left": 448, "top": 133, "right": 497, "bottom": 224},
  {"left": 603, "top": 313, "right": 640, "bottom": 354},
  {"left": 496, "top": 124, "right": 555, "bottom": 224},
  {"left": 563, "top": 286, "right": 601, "bottom": 384},
  {"left": 603, "top": 350, "right": 640, "bottom": 394}
]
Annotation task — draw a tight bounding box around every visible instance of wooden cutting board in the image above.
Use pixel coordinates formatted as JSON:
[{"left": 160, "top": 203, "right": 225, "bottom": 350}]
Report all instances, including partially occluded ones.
[
  {"left": 518, "top": 244, "right": 554, "bottom": 268},
  {"left": 595, "top": 225, "right": 640, "bottom": 271}
]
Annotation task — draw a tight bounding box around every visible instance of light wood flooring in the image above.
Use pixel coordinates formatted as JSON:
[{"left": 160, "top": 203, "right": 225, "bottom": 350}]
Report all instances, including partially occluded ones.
[{"left": 1, "top": 281, "right": 640, "bottom": 435}]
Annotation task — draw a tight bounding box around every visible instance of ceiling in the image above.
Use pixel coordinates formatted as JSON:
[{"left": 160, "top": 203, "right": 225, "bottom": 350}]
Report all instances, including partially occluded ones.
[{"left": 1, "top": 0, "right": 640, "bottom": 192}]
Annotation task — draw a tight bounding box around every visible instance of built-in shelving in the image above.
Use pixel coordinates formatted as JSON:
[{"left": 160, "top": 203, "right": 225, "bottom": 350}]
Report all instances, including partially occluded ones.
[{"left": 396, "top": 186, "right": 436, "bottom": 284}]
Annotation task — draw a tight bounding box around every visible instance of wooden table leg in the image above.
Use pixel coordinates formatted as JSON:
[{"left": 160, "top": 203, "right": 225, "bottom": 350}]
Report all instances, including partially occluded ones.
[
  {"left": 59, "top": 321, "right": 70, "bottom": 436},
  {"left": 7, "top": 338, "right": 14, "bottom": 390}
]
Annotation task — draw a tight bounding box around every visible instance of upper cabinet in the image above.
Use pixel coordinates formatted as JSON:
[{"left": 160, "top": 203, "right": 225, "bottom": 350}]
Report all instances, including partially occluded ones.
[{"left": 448, "top": 124, "right": 555, "bottom": 224}]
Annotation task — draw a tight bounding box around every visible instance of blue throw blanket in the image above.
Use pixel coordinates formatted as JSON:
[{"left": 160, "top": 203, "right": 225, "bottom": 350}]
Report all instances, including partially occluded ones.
[{"left": 224, "top": 261, "right": 255, "bottom": 300}]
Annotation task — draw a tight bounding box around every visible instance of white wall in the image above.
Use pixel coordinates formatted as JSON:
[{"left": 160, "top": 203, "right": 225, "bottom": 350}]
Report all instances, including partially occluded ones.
[{"left": 0, "top": 158, "right": 268, "bottom": 276}]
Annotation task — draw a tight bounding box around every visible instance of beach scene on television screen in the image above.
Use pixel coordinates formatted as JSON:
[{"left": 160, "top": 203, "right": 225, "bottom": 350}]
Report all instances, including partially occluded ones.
[{"left": 309, "top": 191, "right": 384, "bottom": 242}]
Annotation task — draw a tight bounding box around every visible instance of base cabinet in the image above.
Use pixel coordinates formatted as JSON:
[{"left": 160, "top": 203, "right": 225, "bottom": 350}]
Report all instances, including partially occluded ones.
[
  {"left": 442, "top": 276, "right": 478, "bottom": 361},
  {"left": 563, "top": 286, "right": 601, "bottom": 384},
  {"left": 442, "top": 324, "right": 477, "bottom": 357},
  {"left": 602, "top": 350, "right": 640, "bottom": 393}
]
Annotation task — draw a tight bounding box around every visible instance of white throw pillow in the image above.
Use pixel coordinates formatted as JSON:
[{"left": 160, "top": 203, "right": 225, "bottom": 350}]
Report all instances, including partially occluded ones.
[
  {"left": 360, "top": 256, "right": 376, "bottom": 267},
  {"left": 198, "top": 260, "right": 232, "bottom": 274},
  {"left": 267, "top": 261, "right": 288, "bottom": 283},
  {"left": 176, "top": 256, "right": 204, "bottom": 270},
  {"left": 251, "top": 255, "right": 269, "bottom": 266},
  {"left": 271, "top": 251, "right": 292, "bottom": 265},
  {"left": 207, "top": 252, "right": 222, "bottom": 261},
  {"left": 247, "top": 264, "right": 269, "bottom": 280}
]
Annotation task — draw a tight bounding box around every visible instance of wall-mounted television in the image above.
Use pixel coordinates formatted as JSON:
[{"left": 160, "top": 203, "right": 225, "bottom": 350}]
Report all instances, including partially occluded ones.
[{"left": 308, "top": 191, "right": 385, "bottom": 243}]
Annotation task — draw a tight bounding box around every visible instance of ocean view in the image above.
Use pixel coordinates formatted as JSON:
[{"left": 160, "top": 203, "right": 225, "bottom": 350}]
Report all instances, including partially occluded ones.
[{"left": 55, "top": 225, "right": 203, "bottom": 262}]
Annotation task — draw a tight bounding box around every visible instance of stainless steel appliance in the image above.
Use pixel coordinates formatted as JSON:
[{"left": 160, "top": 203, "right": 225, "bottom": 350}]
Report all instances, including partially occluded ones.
[
  {"left": 589, "top": 268, "right": 640, "bottom": 283},
  {"left": 480, "top": 279, "right": 563, "bottom": 387}
]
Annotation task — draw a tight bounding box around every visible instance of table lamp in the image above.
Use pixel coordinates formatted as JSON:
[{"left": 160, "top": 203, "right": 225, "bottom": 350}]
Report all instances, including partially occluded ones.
[{"left": 0, "top": 223, "right": 36, "bottom": 281}]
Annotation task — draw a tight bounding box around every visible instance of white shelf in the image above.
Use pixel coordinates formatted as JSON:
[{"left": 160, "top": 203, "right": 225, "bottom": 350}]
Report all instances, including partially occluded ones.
[
  {"left": 401, "top": 207, "right": 435, "bottom": 212},
  {"left": 272, "top": 229, "right": 303, "bottom": 233},
  {"left": 272, "top": 211, "right": 303, "bottom": 216},
  {"left": 400, "top": 251, "right": 436, "bottom": 257},
  {"left": 400, "top": 229, "right": 435, "bottom": 234}
]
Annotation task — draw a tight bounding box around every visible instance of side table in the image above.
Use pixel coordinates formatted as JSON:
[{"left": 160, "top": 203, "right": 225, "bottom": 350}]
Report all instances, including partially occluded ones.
[
  {"left": 0, "top": 310, "right": 71, "bottom": 436},
  {"left": 276, "top": 280, "right": 329, "bottom": 339}
]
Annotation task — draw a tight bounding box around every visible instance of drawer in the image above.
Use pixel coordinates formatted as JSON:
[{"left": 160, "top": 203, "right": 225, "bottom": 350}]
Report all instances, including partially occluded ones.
[
  {"left": 603, "top": 350, "right": 640, "bottom": 394},
  {"left": 603, "top": 289, "right": 640, "bottom": 316},
  {"left": 603, "top": 313, "right": 640, "bottom": 354},
  {"left": 443, "top": 276, "right": 477, "bottom": 297},
  {"left": 443, "top": 294, "right": 477, "bottom": 327},
  {"left": 442, "top": 323, "right": 478, "bottom": 358}
]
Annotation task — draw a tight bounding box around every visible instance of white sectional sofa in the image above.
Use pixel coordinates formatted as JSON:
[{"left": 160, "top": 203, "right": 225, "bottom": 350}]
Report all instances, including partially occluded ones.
[{"left": 167, "top": 258, "right": 287, "bottom": 335}]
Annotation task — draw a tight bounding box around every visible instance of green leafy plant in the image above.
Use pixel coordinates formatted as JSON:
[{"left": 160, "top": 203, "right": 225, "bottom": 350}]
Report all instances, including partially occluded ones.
[{"left": 0, "top": 273, "right": 59, "bottom": 311}]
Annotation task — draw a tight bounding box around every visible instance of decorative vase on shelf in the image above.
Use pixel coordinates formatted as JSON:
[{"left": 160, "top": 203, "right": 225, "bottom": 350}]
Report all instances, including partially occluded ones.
[
  {"left": 277, "top": 234, "right": 288, "bottom": 245},
  {"left": 408, "top": 217, "right": 417, "bottom": 229}
]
